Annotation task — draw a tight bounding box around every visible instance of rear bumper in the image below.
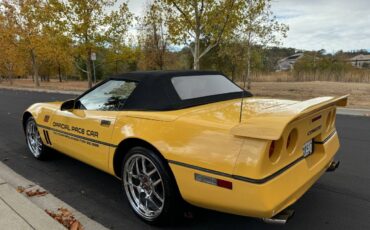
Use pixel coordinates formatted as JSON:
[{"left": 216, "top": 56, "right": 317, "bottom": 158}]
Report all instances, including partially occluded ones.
[{"left": 170, "top": 132, "right": 339, "bottom": 218}]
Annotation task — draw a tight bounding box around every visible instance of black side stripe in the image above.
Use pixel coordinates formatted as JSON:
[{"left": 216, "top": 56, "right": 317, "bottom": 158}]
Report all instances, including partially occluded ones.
[
  {"left": 38, "top": 124, "right": 117, "bottom": 148},
  {"left": 168, "top": 157, "right": 305, "bottom": 185},
  {"left": 314, "top": 130, "right": 336, "bottom": 144},
  {"left": 42, "top": 130, "right": 50, "bottom": 145},
  {"left": 43, "top": 130, "right": 52, "bottom": 145},
  {"left": 168, "top": 131, "right": 337, "bottom": 185},
  {"left": 46, "top": 130, "right": 52, "bottom": 145}
]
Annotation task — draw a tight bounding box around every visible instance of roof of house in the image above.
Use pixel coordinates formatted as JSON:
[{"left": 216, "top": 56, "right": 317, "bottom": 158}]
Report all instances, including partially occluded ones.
[
  {"left": 278, "top": 53, "right": 304, "bottom": 63},
  {"left": 350, "top": 54, "right": 370, "bottom": 60},
  {"left": 276, "top": 53, "right": 304, "bottom": 71}
]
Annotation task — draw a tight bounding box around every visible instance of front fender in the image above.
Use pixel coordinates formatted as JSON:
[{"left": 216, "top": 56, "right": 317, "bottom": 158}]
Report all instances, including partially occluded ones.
[{"left": 22, "top": 102, "right": 63, "bottom": 128}]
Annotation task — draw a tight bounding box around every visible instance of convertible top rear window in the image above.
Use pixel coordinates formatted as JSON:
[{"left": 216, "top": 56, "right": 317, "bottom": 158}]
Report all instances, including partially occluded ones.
[
  {"left": 85, "top": 71, "right": 252, "bottom": 111},
  {"left": 171, "top": 75, "right": 243, "bottom": 100}
]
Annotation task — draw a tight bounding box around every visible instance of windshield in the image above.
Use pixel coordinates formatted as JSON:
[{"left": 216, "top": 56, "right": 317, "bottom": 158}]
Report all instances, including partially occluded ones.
[
  {"left": 171, "top": 75, "right": 243, "bottom": 100},
  {"left": 78, "top": 80, "right": 137, "bottom": 111}
]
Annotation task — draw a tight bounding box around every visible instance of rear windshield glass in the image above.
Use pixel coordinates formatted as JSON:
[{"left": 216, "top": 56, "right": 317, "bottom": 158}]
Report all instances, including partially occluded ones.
[{"left": 171, "top": 75, "right": 242, "bottom": 100}]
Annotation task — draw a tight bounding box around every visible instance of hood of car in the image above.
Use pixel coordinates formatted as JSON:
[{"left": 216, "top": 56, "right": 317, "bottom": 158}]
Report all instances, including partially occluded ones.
[{"left": 27, "top": 101, "right": 64, "bottom": 112}]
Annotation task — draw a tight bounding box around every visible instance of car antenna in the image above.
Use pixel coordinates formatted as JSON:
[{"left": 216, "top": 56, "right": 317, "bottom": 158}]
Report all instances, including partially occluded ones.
[{"left": 239, "top": 73, "right": 247, "bottom": 123}]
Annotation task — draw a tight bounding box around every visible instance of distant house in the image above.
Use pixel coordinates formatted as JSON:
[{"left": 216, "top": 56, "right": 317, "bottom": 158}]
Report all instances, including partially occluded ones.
[
  {"left": 276, "top": 53, "right": 304, "bottom": 71},
  {"left": 349, "top": 54, "right": 370, "bottom": 68}
]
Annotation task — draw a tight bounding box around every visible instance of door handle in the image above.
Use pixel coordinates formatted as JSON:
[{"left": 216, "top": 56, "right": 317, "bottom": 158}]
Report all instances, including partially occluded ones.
[{"left": 100, "top": 120, "right": 111, "bottom": 127}]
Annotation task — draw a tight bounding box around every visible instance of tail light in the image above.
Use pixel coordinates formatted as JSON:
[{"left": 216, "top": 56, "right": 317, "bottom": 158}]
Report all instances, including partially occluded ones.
[
  {"left": 269, "top": 139, "right": 282, "bottom": 163},
  {"left": 269, "top": 141, "right": 276, "bottom": 158},
  {"left": 326, "top": 111, "right": 333, "bottom": 131},
  {"left": 286, "top": 129, "right": 298, "bottom": 154},
  {"left": 331, "top": 109, "right": 336, "bottom": 128}
]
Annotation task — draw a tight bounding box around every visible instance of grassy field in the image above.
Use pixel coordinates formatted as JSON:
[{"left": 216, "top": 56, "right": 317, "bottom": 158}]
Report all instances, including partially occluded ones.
[
  {"left": 249, "top": 81, "right": 370, "bottom": 109},
  {"left": 0, "top": 79, "right": 87, "bottom": 92},
  {"left": 1, "top": 79, "right": 369, "bottom": 109}
]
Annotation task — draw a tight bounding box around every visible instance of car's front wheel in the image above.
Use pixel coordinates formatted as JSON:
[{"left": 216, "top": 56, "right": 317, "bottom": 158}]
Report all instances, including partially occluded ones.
[
  {"left": 25, "top": 117, "right": 49, "bottom": 160},
  {"left": 122, "top": 146, "right": 180, "bottom": 225}
]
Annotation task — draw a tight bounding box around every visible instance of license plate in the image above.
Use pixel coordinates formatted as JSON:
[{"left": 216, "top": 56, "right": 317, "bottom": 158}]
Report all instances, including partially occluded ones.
[{"left": 303, "top": 139, "right": 313, "bottom": 157}]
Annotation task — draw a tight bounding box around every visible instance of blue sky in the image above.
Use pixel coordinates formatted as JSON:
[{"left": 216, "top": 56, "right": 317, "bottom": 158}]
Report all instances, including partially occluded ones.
[{"left": 124, "top": 0, "right": 370, "bottom": 52}]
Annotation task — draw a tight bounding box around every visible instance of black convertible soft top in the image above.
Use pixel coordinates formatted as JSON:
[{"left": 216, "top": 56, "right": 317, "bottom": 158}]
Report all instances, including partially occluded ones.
[{"left": 105, "top": 70, "right": 252, "bottom": 111}]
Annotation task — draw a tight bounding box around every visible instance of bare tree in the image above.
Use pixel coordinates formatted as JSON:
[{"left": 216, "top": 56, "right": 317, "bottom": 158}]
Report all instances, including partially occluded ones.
[
  {"left": 139, "top": 1, "right": 169, "bottom": 70},
  {"left": 239, "top": 0, "right": 288, "bottom": 89}
]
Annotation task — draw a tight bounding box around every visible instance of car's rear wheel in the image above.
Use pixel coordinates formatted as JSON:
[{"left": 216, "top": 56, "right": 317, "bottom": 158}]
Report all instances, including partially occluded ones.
[
  {"left": 25, "top": 117, "right": 49, "bottom": 160},
  {"left": 122, "top": 146, "right": 180, "bottom": 225}
]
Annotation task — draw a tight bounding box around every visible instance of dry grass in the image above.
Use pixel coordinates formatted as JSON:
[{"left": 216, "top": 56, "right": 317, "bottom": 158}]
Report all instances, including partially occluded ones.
[
  {"left": 249, "top": 71, "right": 295, "bottom": 82},
  {"left": 248, "top": 81, "right": 370, "bottom": 109},
  {"left": 249, "top": 70, "right": 370, "bottom": 83},
  {"left": 1, "top": 78, "right": 370, "bottom": 109}
]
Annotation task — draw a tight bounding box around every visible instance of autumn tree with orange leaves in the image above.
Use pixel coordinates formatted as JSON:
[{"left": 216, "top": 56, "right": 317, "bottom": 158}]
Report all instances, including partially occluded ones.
[{"left": 53, "top": 0, "right": 133, "bottom": 88}]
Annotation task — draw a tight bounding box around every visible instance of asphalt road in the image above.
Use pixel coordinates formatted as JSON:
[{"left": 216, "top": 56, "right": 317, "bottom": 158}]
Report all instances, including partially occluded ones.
[{"left": 0, "top": 88, "right": 369, "bottom": 230}]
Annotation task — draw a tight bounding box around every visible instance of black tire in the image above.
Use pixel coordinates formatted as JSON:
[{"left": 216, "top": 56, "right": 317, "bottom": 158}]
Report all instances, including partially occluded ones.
[
  {"left": 25, "top": 117, "right": 50, "bottom": 160},
  {"left": 121, "top": 146, "right": 181, "bottom": 225}
]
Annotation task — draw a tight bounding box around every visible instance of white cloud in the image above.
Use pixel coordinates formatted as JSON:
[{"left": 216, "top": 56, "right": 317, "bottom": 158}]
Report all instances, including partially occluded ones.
[
  {"left": 127, "top": 0, "right": 149, "bottom": 17},
  {"left": 122, "top": 0, "right": 370, "bottom": 51},
  {"left": 271, "top": 0, "right": 370, "bottom": 51}
]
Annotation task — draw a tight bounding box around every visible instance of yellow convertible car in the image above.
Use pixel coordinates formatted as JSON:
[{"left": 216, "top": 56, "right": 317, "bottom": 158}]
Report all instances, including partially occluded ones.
[{"left": 22, "top": 71, "right": 347, "bottom": 224}]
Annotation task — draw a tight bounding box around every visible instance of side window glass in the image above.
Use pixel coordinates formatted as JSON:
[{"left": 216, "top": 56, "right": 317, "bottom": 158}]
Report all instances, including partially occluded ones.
[{"left": 77, "top": 80, "right": 137, "bottom": 111}]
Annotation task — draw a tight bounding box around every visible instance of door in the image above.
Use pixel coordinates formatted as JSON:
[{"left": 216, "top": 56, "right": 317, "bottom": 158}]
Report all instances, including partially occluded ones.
[{"left": 49, "top": 80, "right": 138, "bottom": 172}]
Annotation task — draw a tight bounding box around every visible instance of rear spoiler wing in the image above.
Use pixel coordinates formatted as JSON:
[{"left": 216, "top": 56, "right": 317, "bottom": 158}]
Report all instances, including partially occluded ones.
[{"left": 231, "top": 95, "right": 348, "bottom": 140}]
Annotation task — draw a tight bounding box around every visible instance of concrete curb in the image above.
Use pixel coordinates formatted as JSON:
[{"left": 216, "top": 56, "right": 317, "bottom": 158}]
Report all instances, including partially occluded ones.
[
  {"left": 0, "top": 85, "right": 82, "bottom": 95},
  {"left": 337, "top": 108, "right": 370, "bottom": 117},
  {"left": 0, "top": 182, "right": 66, "bottom": 230},
  {"left": 0, "top": 162, "right": 108, "bottom": 230}
]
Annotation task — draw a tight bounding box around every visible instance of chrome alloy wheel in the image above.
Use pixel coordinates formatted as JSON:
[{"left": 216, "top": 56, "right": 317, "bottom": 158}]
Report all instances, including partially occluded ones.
[
  {"left": 123, "top": 154, "right": 165, "bottom": 220},
  {"left": 26, "top": 119, "right": 42, "bottom": 158}
]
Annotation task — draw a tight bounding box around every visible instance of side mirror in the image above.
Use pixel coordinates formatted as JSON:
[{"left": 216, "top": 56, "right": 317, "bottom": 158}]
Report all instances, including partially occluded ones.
[{"left": 61, "top": 99, "right": 75, "bottom": 111}]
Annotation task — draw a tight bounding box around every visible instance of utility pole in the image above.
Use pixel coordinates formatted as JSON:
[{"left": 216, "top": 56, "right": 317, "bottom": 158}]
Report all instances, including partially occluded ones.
[
  {"left": 116, "top": 60, "right": 118, "bottom": 74},
  {"left": 91, "top": 52, "right": 97, "bottom": 84}
]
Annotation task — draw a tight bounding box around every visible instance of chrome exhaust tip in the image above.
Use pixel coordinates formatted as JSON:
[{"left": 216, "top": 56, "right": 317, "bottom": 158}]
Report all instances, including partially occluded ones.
[
  {"left": 262, "top": 209, "right": 295, "bottom": 225},
  {"left": 327, "top": 160, "right": 340, "bottom": 172}
]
